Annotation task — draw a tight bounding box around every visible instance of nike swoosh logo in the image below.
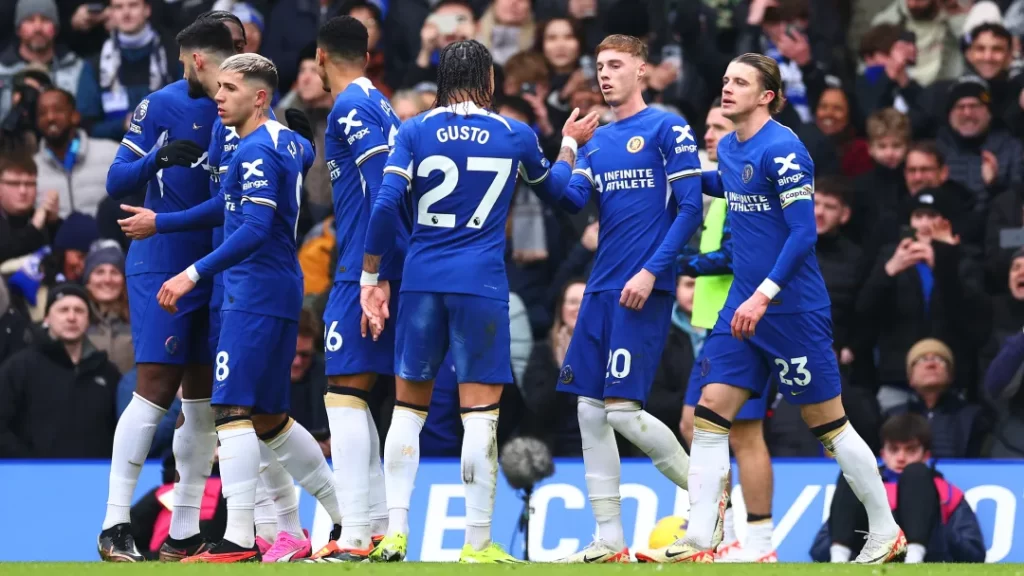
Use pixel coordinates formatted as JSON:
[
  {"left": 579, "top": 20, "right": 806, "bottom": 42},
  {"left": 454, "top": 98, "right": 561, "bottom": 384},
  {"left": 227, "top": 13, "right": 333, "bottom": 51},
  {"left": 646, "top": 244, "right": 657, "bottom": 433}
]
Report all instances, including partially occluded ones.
[
  {"left": 583, "top": 554, "right": 606, "bottom": 563},
  {"left": 193, "top": 123, "right": 203, "bottom": 130},
  {"left": 161, "top": 157, "right": 169, "bottom": 162},
  {"left": 664, "top": 548, "right": 688, "bottom": 558},
  {"left": 790, "top": 389, "right": 807, "bottom": 396}
]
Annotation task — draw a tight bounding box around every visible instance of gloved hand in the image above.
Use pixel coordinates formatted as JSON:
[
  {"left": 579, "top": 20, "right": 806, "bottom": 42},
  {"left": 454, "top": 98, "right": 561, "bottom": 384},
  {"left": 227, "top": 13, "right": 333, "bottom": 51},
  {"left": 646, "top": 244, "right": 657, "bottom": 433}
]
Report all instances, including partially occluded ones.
[
  {"left": 285, "top": 108, "right": 315, "bottom": 150},
  {"left": 156, "top": 139, "right": 205, "bottom": 169}
]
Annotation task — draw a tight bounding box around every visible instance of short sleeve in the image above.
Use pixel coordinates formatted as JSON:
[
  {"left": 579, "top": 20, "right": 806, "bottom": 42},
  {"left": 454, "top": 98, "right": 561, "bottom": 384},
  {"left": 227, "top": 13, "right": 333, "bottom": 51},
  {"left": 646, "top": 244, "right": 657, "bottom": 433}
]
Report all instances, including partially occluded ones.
[
  {"left": 339, "top": 98, "right": 390, "bottom": 167},
  {"left": 238, "top": 143, "right": 282, "bottom": 210},
  {"left": 515, "top": 123, "right": 551, "bottom": 185},
  {"left": 656, "top": 116, "right": 702, "bottom": 183},
  {"left": 120, "top": 94, "right": 164, "bottom": 157},
  {"left": 382, "top": 121, "right": 415, "bottom": 182},
  {"left": 764, "top": 137, "right": 815, "bottom": 209}
]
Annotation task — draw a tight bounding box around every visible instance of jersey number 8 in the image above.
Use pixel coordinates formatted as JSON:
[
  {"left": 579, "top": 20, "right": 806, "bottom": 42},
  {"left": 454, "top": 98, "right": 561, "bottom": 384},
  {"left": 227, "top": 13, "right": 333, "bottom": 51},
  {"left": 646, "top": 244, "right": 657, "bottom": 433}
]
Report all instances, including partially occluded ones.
[
  {"left": 774, "top": 356, "right": 811, "bottom": 386},
  {"left": 417, "top": 155, "right": 512, "bottom": 229}
]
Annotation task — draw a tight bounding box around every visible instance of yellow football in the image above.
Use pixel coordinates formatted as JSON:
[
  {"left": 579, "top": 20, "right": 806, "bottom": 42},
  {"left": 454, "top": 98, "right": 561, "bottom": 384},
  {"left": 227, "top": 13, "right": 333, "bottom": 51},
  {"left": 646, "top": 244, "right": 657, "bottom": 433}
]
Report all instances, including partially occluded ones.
[{"left": 648, "top": 515, "right": 689, "bottom": 549}]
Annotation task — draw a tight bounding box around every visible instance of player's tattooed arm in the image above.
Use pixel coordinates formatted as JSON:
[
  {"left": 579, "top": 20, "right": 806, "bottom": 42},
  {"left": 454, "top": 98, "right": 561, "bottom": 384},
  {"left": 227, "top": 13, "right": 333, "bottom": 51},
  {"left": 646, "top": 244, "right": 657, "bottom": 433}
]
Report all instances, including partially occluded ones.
[
  {"left": 556, "top": 145, "right": 576, "bottom": 167},
  {"left": 363, "top": 252, "right": 381, "bottom": 274}
]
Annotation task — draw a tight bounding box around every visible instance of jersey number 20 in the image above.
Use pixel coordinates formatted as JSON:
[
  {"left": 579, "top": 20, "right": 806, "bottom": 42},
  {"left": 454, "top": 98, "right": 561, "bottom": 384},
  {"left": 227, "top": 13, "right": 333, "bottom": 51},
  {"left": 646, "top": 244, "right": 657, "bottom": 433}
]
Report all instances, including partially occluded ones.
[{"left": 417, "top": 156, "right": 512, "bottom": 229}]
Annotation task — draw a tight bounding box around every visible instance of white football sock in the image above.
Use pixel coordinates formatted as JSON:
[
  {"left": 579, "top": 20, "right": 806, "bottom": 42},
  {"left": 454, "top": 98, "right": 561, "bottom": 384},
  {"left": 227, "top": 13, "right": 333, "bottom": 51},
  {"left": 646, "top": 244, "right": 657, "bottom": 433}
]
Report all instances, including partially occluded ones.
[
  {"left": 830, "top": 543, "right": 851, "bottom": 562},
  {"left": 218, "top": 422, "right": 260, "bottom": 548},
  {"left": 264, "top": 418, "right": 342, "bottom": 526},
  {"left": 257, "top": 442, "right": 302, "bottom": 538},
  {"left": 823, "top": 422, "right": 900, "bottom": 535},
  {"left": 746, "top": 518, "right": 774, "bottom": 554},
  {"left": 606, "top": 402, "right": 689, "bottom": 490},
  {"left": 383, "top": 406, "right": 425, "bottom": 536},
  {"left": 170, "top": 398, "right": 216, "bottom": 540},
  {"left": 367, "top": 410, "right": 388, "bottom": 536},
  {"left": 685, "top": 424, "right": 731, "bottom": 550},
  {"left": 906, "top": 543, "right": 926, "bottom": 563},
  {"left": 577, "top": 397, "right": 624, "bottom": 549},
  {"left": 253, "top": 478, "right": 278, "bottom": 543},
  {"left": 326, "top": 392, "right": 372, "bottom": 549},
  {"left": 104, "top": 393, "right": 166, "bottom": 529},
  {"left": 723, "top": 506, "right": 736, "bottom": 543},
  {"left": 461, "top": 409, "right": 499, "bottom": 551}
]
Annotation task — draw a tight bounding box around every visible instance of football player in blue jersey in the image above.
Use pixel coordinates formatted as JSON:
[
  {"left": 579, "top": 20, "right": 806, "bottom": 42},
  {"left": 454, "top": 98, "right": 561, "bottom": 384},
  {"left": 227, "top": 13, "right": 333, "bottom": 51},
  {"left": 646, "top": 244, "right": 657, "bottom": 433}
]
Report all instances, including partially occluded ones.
[
  {"left": 305, "top": 15, "right": 400, "bottom": 563},
  {"left": 547, "top": 34, "right": 705, "bottom": 564},
  {"left": 145, "top": 53, "right": 339, "bottom": 564},
  {"left": 359, "top": 39, "right": 598, "bottom": 563},
  {"left": 98, "top": 19, "right": 231, "bottom": 563},
  {"left": 637, "top": 54, "right": 906, "bottom": 565}
]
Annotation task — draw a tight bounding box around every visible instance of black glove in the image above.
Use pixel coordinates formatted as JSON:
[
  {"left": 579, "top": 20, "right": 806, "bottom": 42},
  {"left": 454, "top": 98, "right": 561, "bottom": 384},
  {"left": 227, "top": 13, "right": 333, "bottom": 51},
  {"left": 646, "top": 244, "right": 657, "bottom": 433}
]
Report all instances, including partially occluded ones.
[
  {"left": 156, "top": 139, "right": 205, "bottom": 169},
  {"left": 285, "top": 108, "right": 315, "bottom": 150}
]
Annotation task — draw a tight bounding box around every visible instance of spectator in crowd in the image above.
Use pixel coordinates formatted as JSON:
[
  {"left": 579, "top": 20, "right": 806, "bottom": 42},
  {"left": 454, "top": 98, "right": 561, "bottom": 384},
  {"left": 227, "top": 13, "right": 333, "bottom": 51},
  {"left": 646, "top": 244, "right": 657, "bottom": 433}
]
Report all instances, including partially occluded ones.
[
  {"left": 0, "top": 154, "right": 60, "bottom": 265},
  {"left": 274, "top": 44, "right": 332, "bottom": 221},
  {"left": 0, "top": 283, "right": 120, "bottom": 458},
  {"left": 129, "top": 452, "right": 225, "bottom": 560},
  {"left": 64, "top": 0, "right": 113, "bottom": 59},
  {"left": 90, "top": 0, "right": 171, "bottom": 141},
  {"left": 51, "top": 210, "right": 97, "bottom": 284},
  {"left": 477, "top": 0, "right": 535, "bottom": 66},
  {"left": 815, "top": 86, "right": 873, "bottom": 178},
  {"left": 740, "top": 0, "right": 830, "bottom": 125},
  {"left": 886, "top": 338, "right": 988, "bottom": 458},
  {"left": 980, "top": 248, "right": 1024, "bottom": 376},
  {"left": 813, "top": 176, "right": 865, "bottom": 369},
  {"left": 871, "top": 0, "right": 969, "bottom": 87},
  {"left": 849, "top": 108, "right": 911, "bottom": 250},
  {"left": 34, "top": 87, "right": 118, "bottom": 218},
  {"left": 0, "top": 277, "right": 33, "bottom": 366},
  {"left": 936, "top": 75, "right": 1022, "bottom": 225},
  {"left": 390, "top": 89, "right": 428, "bottom": 121},
  {"left": 344, "top": 0, "right": 390, "bottom": 97},
  {"left": 811, "top": 412, "right": 986, "bottom": 563},
  {"left": 983, "top": 305, "right": 1024, "bottom": 458},
  {"left": 401, "top": 0, "right": 477, "bottom": 89},
  {"left": 520, "top": 279, "right": 585, "bottom": 456},
  {"left": 83, "top": 239, "right": 133, "bottom": 374},
  {"left": 535, "top": 18, "right": 583, "bottom": 126},
  {"left": 854, "top": 24, "right": 918, "bottom": 122},
  {"left": 857, "top": 185, "right": 988, "bottom": 411},
  {"left": 231, "top": 2, "right": 264, "bottom": 54},
  {"left": 288, "top": 309, "right": 329, "bottom": 453},
  {"left": 0, "top": 0, "right": 103, "bottom": 130},
  {"left": 0, "top": 67, "right": 51, "bottom": 155},
  {"left": 503, "top": 51, "right": 560, "bottom": 154}
]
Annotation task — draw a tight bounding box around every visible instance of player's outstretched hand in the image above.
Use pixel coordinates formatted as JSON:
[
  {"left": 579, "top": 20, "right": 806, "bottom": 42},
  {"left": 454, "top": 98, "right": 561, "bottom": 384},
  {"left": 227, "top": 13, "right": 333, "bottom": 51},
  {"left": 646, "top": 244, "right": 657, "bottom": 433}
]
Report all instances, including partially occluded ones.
[
  {"left": 156, "top": 139, "right": 205, "bottom": 169},
  {"left": 731, "top": 292, "right": 770, "bottom": 340},
  {"left": 620, "top": 268, "right": 655, "bottom": 310},
  {"left": 360, "top": 281, "right": 391, "bottom": 341},
  {"left": 285, "top": 109, "right": 315, "bottom": 149},
  {"left": 118, "top": 204, "right": 158, "bottom": 239},
  {"left": 562, "top": 107, "right": 601, "bottom": 147},
  {"left": 157, "top": 270, "right": 196, "bottom": 314}
]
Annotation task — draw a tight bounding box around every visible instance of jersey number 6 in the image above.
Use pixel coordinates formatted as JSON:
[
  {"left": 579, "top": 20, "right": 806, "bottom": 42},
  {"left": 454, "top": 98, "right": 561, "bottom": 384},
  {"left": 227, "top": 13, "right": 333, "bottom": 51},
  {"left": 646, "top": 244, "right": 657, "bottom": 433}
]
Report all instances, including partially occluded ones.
[{"left": 417, "top": 155, "right": 512, "bottom": 229}]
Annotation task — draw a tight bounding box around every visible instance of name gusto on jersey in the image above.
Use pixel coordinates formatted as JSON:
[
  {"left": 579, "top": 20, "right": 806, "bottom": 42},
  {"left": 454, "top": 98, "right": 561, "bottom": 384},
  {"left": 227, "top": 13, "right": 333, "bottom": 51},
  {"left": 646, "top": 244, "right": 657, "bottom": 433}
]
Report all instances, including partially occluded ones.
[
  {"left": 726, "top": 191, "right": 772, "bottom": 212},
  {"left": 598, "top": 168, "right": 656, "bottom": 192},
  {"left": 436, "top": 126, "right": 490, "bottom": 144}
]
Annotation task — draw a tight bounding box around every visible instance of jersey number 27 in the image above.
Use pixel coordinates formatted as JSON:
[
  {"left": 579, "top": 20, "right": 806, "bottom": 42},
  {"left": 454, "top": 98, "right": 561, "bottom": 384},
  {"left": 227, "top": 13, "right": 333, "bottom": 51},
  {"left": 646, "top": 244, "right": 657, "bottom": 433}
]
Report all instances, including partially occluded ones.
[{"left": 417, "top": 155, "right": 512, "bottom": 229}]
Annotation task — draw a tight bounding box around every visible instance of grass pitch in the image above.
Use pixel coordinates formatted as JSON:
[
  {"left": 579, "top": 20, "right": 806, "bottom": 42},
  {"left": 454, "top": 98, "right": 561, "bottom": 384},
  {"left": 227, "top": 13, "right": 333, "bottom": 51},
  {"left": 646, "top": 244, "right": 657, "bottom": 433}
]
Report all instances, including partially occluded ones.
[{"left": 0, "top": 564, "right": 1018, "bottom": 576}]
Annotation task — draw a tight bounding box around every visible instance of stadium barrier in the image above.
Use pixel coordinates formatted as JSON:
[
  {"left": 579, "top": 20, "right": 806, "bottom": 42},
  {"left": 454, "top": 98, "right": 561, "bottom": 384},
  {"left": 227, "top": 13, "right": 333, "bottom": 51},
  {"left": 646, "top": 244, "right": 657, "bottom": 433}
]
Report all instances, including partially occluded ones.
[{"left": 1, "top": 458, "right": 1020, "bottom": 562}]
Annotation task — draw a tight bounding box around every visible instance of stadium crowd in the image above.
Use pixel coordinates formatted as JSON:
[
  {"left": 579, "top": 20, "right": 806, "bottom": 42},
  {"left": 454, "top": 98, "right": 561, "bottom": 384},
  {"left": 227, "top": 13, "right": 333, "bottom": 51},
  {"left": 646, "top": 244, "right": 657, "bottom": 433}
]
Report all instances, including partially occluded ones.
[{"left": 1, "top": 0, "right": 1024, "bottom": 475}]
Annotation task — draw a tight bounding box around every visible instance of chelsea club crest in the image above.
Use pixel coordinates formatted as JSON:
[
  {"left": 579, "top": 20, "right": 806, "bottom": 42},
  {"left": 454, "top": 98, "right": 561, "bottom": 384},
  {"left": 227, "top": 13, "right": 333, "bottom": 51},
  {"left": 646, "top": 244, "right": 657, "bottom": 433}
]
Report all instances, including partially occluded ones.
[{"left": 742, "top": 163, "right": 754, "bottom": 183}]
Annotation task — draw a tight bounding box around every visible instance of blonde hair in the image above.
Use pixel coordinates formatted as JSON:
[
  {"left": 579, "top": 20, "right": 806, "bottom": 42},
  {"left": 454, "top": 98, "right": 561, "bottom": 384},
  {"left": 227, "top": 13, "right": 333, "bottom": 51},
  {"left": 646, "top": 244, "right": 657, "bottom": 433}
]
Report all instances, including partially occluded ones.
[
  {"left": 596, "top": 34, "right": 648, "bottom": 62},
  {"left": 220, "top": 53, "right": 279, "bottom": 93}
]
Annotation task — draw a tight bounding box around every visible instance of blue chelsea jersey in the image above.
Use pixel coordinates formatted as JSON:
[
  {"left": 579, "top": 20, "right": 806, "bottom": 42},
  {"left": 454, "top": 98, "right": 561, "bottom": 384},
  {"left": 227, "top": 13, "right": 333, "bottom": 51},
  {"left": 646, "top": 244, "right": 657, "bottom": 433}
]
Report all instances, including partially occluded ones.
[
  {"left": 573, "top": 107, "right": 703, "bottom": 294},
  {"left": 381, "top": 102, "right": 557, "bottom": 300},
  {"left": 325, "top": 77, "right": 407, "bottom": 282},
  {"left": 220, "top": 121, "right": 314, "bottom": 321},
  {"left": 115, "top": 80, "right": 218, "bottom": 275},
  {"left": 716, "top": 119, "right": 830, "bottom": 314}
]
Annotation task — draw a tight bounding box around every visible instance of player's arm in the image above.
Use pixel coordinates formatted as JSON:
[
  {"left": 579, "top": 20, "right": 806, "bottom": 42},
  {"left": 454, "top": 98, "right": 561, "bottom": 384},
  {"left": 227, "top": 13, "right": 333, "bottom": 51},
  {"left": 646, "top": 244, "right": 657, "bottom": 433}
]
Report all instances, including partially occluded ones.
[
  {"left": 187, "top": 146, "right": 280, "bottom": 280},
  {"left": 154, "top": 193, "right": 226, "bottom": 232},
  {"left": 517, "top": 124, "right": 588, "bottom": 213},
  {"left": 363, "top": 123, "right": 414, "bottom": 266},
  {"left": 106, "top": 97, "right": 163, "bottom": 197},
  {"left": 641, "top": 121, "right": 704, "bottom": 278},
  {"left": 349, "top": 104, "right": 392, "bottom": 211},
  {"left": 701, "top": 169, "right": 726, "bottom": 198},
  {"left": 679, "top": 210, "right": 733, "bottom": 276},
  {"left": 759, "top": 145, "right": 817, "bottom": 298}
]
